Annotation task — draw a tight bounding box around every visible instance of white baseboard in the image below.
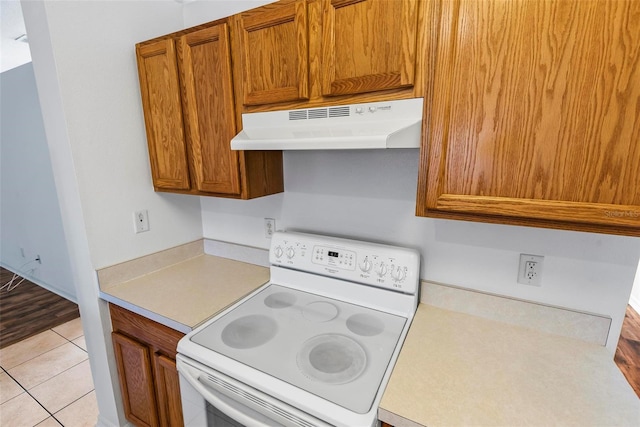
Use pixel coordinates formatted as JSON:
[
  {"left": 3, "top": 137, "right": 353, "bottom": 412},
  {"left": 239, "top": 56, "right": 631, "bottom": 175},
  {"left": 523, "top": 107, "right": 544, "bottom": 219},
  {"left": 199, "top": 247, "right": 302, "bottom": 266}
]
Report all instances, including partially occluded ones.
[
  {"left": 629, "top": 293, "right": 640, "bottom": 314},
  {"left": 0, "top": 261, "right": 77, "bottom": 304}
]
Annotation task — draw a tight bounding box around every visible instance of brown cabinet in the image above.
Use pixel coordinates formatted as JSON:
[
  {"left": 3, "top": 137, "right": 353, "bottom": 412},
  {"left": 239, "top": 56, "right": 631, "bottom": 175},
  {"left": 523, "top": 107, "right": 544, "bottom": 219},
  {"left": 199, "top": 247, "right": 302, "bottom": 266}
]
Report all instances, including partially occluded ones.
[
  {"left": 136, "top": 21, "right": 283, "bottom": 198},
  {"left": 234, "top": 0, "right": 310, "bottom": 106},
  {"left": 233, "top": 0, "right": 437, "bottom": 111},
  {"left": 320, "top": 0, "right": 419, "bottom": 97},
  {"left": 417, "top": 0, "right": 640, "bottom": 236},
  {"left": 110, "top": 304, "right": 185, "bottom": 427},
  {"left": 136, "top": 40, "right": 190, "bottom": 191}
]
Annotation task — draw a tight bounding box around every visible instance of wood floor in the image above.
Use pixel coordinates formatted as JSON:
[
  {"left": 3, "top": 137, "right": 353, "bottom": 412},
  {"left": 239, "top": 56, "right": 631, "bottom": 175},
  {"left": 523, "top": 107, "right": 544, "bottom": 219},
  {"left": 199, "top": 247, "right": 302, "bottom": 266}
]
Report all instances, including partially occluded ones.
[
  {"left": 614, "top": 305, "right": 640, "bottom": 398},
  {"left": 0, "top": 267, "right": 79, "bottom": 348}
]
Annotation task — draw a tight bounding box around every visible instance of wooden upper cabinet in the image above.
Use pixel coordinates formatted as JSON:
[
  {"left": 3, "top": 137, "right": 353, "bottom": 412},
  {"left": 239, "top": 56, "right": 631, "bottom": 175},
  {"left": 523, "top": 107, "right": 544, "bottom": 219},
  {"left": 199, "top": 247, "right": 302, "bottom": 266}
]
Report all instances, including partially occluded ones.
[
  {"left": 234, "top": 0, "right": 309, "bottom": 106},
  {"left": 136, "top": 40, "right": 190, "bottom": 191},
  {"left": 320, "top": 0, "right": 419, "bottom": 96},
  {"left": 232, "top": 0, "right": 432, "bottom": 111},
  {"left": 136, "top": 21, "right": 284, "bottom": 199},
  {"left": 417, "top": 0, "right": 640, "bottom": 236},
  {"left": 178, "top": 24, "right": 241, "bottom": 195}
]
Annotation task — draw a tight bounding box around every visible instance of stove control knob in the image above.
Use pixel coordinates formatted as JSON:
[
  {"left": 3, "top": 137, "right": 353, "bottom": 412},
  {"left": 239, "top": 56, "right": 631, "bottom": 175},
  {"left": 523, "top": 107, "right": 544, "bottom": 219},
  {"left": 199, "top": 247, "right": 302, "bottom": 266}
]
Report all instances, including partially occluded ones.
[
  {"left": 376, "top": 262, "right": 388, "bottom": 277},
  {"left": 391, "top": 266, "right": 406, "bottom": 281},
  {"left": 274, "top": 246, "right": 284, "bottom": 259},
  {"left": 359, "top": 257, "right": 372, "bottom": 273},
  {"left": 286, "top": 247, "right": 296, "bottom": 259}
]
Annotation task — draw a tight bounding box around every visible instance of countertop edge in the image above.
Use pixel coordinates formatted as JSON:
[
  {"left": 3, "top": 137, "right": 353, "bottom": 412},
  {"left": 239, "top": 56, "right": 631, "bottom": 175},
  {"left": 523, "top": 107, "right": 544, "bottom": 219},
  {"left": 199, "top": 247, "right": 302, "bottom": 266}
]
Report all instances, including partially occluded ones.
[
  {"left": 378, "top": 408, "right": 424, "bottom": 427},
  {"left": 100, "top": 291, "right": 192, "bottom": 334}
]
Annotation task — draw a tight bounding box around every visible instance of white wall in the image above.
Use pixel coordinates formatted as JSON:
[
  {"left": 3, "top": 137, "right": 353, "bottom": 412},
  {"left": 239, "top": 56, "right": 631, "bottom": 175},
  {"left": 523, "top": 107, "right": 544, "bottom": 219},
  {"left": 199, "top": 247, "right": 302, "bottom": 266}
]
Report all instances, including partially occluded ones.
[
  {"left": 0, "top": 62, "right": 75, "bottom": 301},
  {"left": 187, "top": 0, "right": 640, "bottom": 355},
  {"left": 200, "top": 150, "right": 640, "bottom": 353},
  {"left": 22, "top": 1, "right": 203, "bottom": 425},
  {"left": 18, "top": 0, "right": 640, "bottom": 424},
  {"left": 629, "top": 261, "right": 640, "bottom": 313}
]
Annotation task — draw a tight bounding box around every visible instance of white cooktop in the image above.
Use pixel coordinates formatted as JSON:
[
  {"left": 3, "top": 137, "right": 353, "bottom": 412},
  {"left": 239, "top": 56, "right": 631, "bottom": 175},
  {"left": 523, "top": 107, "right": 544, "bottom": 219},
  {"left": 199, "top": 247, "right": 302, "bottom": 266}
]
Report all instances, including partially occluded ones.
[{"left": 190, "top": 284, "right": 406, "bottom": 414}]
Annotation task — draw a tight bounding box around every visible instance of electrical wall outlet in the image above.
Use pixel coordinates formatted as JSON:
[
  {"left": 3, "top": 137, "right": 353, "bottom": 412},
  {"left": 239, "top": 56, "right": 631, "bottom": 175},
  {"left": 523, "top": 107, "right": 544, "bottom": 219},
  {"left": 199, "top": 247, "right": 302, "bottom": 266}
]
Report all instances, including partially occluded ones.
[
  {"left": 517, "top": 254, "right": 543, "bottom": 286},
  {"left": 264, "top": 218, "right": 276, "bottom": 238},
  {"left": 134, "top": 210, "right": 150, "bottom": 233}
]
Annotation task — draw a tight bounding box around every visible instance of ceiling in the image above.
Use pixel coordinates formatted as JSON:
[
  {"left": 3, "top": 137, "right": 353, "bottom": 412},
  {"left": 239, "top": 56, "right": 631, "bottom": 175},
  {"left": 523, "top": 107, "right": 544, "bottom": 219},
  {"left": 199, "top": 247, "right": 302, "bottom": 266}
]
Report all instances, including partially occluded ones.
[{"left": 0, "top": 0, "right": 32, "bottom": 73}]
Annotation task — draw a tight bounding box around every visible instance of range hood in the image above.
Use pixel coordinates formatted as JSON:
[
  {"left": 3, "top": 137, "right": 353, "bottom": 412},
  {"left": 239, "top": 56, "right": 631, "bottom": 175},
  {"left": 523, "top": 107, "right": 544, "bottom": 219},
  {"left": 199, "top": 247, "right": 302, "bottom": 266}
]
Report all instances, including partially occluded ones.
[{"left": 231, "top": 98, "right": 423, "bottom": 150}]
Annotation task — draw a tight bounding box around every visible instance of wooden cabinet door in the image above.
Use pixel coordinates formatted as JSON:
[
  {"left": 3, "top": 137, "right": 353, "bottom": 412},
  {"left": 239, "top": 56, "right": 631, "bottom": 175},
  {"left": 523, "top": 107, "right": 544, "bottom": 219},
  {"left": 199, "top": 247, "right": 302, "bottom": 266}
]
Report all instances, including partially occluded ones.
[
  {"left": 417, "top": 0, "right": 640, "bottom": 236},
  {"left": 153, "top": 354, "right": 184, "bottom": 427},
  {"left": 235, "top": 0, "right": 309, "bottom": 106},
  {"left": 112, "top": 332, "right": 159, "bottom": 427},
  {"left": 136, "top": 40, "right": 190, "bottom": 191},
  {"left": 178, "top": 24, "right": 241, "bottom": 195},
  {"left": 320, "top": 0, "right": 419, "bottom": 96}
]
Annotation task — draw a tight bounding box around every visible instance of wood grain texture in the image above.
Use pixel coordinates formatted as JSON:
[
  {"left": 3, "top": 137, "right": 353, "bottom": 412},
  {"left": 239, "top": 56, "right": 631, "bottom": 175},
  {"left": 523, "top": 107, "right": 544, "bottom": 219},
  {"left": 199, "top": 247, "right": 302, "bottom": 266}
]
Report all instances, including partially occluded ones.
[
  {"left": 136, "top": 40, "right": 190, "bottom": 191},
  {"left": 137, "top": 18, "right": 284, "bottom": 200},
  {"left": 321, "top": 0, "right": 418, "bottom": 96},
  {"left": 109, "top": 304, "right": 184, "bottom": 358},
  {"left": 234, "top": 0, "right": 432, "bottom": 113},
  {"left": 154, "top": 354, "right": 184, "bottom": 427},
  {"left": 236, "top": 0, "right": 309, "bottom": 105},
  {"left": 113, "top": 332, "right": 159, "bottom": 427},
  {"left": 614, "top": 305, "right": 640, "bottom": 398},
  {"left": 0, "top": 268, "right": 79, "bottom": 348},
  {"left": 417, "top": 0, "right": 640, "bottom": 236},
  {"left": 179, "top": 24, "right": 241, "bottom": 195},
  {"left": 110, "top": 304, "right": 185, "bottom": 427}
]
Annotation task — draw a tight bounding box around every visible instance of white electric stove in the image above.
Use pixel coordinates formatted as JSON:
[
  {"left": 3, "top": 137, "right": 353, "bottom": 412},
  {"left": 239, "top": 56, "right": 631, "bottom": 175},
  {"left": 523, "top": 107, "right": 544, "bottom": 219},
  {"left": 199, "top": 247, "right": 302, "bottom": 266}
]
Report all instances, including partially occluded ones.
[{"left": 177, "top": 231, "right": 420, "bottom": 427}]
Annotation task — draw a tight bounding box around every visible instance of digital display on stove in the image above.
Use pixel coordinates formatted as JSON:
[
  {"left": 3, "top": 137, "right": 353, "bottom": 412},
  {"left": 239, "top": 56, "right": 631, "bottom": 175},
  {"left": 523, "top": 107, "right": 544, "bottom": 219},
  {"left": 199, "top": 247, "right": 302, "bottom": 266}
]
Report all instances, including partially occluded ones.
[{"left": 328, "top": 251, "right": 339, "bottom": 258}]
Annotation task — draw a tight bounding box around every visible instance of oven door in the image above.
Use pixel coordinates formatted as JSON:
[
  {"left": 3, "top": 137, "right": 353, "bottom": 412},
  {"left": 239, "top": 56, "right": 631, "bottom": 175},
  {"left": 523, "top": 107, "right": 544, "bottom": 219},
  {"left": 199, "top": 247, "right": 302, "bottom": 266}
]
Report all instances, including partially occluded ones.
[{"left": 177, "top": 355, "right": 331, "bottom": 427}]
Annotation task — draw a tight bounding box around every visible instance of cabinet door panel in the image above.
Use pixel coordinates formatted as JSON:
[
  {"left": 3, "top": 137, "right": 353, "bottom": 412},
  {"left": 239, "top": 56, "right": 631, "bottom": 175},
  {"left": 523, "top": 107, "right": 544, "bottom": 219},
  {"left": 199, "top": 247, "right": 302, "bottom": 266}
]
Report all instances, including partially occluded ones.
[
  {"left": 321, "top": 0, "right": 418, "bottom": 96},
  {"left": 418, "top": 0, "right": 640, "bottom": 235},
  {"left": 236, "top": 0, "right": 309, "bottom": 105},
  {"left": 154, "top": 354, "right": 184, "bottom": 427},
  {"left": 136, "top": 40, "right": 190, "bottom": 190},
  {"left": 179, "top": 24, "right": 241, "bottom": 195},
  {"left": 112, "top": 332, "right": 159, "bottom": 427}
]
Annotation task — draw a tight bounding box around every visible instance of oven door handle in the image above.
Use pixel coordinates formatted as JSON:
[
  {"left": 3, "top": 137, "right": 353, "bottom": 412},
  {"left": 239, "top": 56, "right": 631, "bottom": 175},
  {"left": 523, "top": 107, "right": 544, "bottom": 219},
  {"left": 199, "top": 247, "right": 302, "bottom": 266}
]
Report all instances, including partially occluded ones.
[{"left": 180, "top": 363, "right": 276, "bottom": 427}]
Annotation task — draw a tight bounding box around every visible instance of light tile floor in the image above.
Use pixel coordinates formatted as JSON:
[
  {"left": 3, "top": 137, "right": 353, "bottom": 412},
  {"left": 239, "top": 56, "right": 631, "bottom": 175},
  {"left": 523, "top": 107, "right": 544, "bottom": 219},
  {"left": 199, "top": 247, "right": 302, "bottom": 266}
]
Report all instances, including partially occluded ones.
[{"left": 0, "top": 318, "right": 98, "bottom": 427}]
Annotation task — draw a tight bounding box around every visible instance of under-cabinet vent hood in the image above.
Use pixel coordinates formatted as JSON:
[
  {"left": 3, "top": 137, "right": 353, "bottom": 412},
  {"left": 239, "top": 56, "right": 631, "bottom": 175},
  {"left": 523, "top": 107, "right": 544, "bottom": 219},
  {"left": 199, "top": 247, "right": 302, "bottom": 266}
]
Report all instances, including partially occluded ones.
[{"left": 231, "top": 98, "right": 423, "bottom": 150}]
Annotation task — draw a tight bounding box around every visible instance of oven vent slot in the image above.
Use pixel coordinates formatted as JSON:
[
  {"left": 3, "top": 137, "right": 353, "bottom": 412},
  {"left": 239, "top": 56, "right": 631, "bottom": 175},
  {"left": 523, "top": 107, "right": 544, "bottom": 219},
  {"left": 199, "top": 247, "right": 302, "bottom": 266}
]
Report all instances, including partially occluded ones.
[{"left": 205, "top": 374, "right": 317, "bottom": 427}]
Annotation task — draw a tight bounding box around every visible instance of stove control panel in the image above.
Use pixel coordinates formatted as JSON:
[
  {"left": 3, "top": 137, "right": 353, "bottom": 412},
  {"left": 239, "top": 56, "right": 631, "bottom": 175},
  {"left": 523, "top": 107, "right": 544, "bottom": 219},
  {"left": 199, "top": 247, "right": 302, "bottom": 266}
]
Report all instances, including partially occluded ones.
[{"left": 270, "top": 231, "right": 420, "bottom": 294}]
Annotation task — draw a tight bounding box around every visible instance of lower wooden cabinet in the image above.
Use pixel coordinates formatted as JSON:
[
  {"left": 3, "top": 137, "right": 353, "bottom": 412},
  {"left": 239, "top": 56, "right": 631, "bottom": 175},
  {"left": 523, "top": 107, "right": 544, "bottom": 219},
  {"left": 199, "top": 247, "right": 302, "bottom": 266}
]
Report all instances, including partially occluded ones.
[{"left": 110, "top": 304, "right": 185, "bottom": 427}]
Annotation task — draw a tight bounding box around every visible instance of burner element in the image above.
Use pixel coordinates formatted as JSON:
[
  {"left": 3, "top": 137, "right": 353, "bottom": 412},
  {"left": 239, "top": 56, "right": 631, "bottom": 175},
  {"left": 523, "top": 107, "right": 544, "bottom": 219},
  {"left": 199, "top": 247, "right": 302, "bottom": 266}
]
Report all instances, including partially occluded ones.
[
  {"left": 346, "top": 313, "right": 385, "bottom": 336},
  {"left": 221, "top": 315, "right": 278, "bottom": 349},
  {"left": 297, "top": 334, "right": 366, "bottom": 384},
  {"left": 302, "top": 301, "right": 339, "bottom": 322},
  {"left": 264, "top": 292, "right": 296, "bottom": 309}
]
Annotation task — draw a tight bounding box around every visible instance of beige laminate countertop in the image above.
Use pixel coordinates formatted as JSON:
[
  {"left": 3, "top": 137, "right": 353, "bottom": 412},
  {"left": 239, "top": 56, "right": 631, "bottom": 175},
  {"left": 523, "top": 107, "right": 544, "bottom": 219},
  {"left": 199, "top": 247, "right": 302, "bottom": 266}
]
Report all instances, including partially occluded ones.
[
  {"left": 379, "top": 304, "right": 640, "bottom": 427},
  {"left": 99, "top": 253, "right": 270, "bottom": 333}
]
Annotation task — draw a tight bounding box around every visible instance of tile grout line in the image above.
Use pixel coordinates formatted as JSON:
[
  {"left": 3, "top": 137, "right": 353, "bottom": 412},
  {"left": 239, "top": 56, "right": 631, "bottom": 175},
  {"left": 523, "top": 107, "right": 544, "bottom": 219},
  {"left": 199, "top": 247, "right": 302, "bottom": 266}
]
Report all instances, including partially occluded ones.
[
  {"left": 0, "top": 330, "right": 73, "bottom": 371},
  {"left": 1, "top": 364, "right": 63, "bottom": 426},
  {"left": 1, "top": 325, "right": 89, "bottom": 427}
]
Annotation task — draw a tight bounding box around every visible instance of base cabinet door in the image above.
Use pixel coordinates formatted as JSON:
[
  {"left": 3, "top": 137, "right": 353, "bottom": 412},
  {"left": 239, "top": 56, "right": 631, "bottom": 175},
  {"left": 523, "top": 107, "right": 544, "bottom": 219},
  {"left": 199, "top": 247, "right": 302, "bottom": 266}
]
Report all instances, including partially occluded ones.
[
  {"left": 154, "top": 354, "right": 184, "bottom": 427},
  {"left": 112, "top": 332, "right": 159, "bottom": 427},
  {"left": 110, "top": 304, "right": 185, "bottom": 427}
]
